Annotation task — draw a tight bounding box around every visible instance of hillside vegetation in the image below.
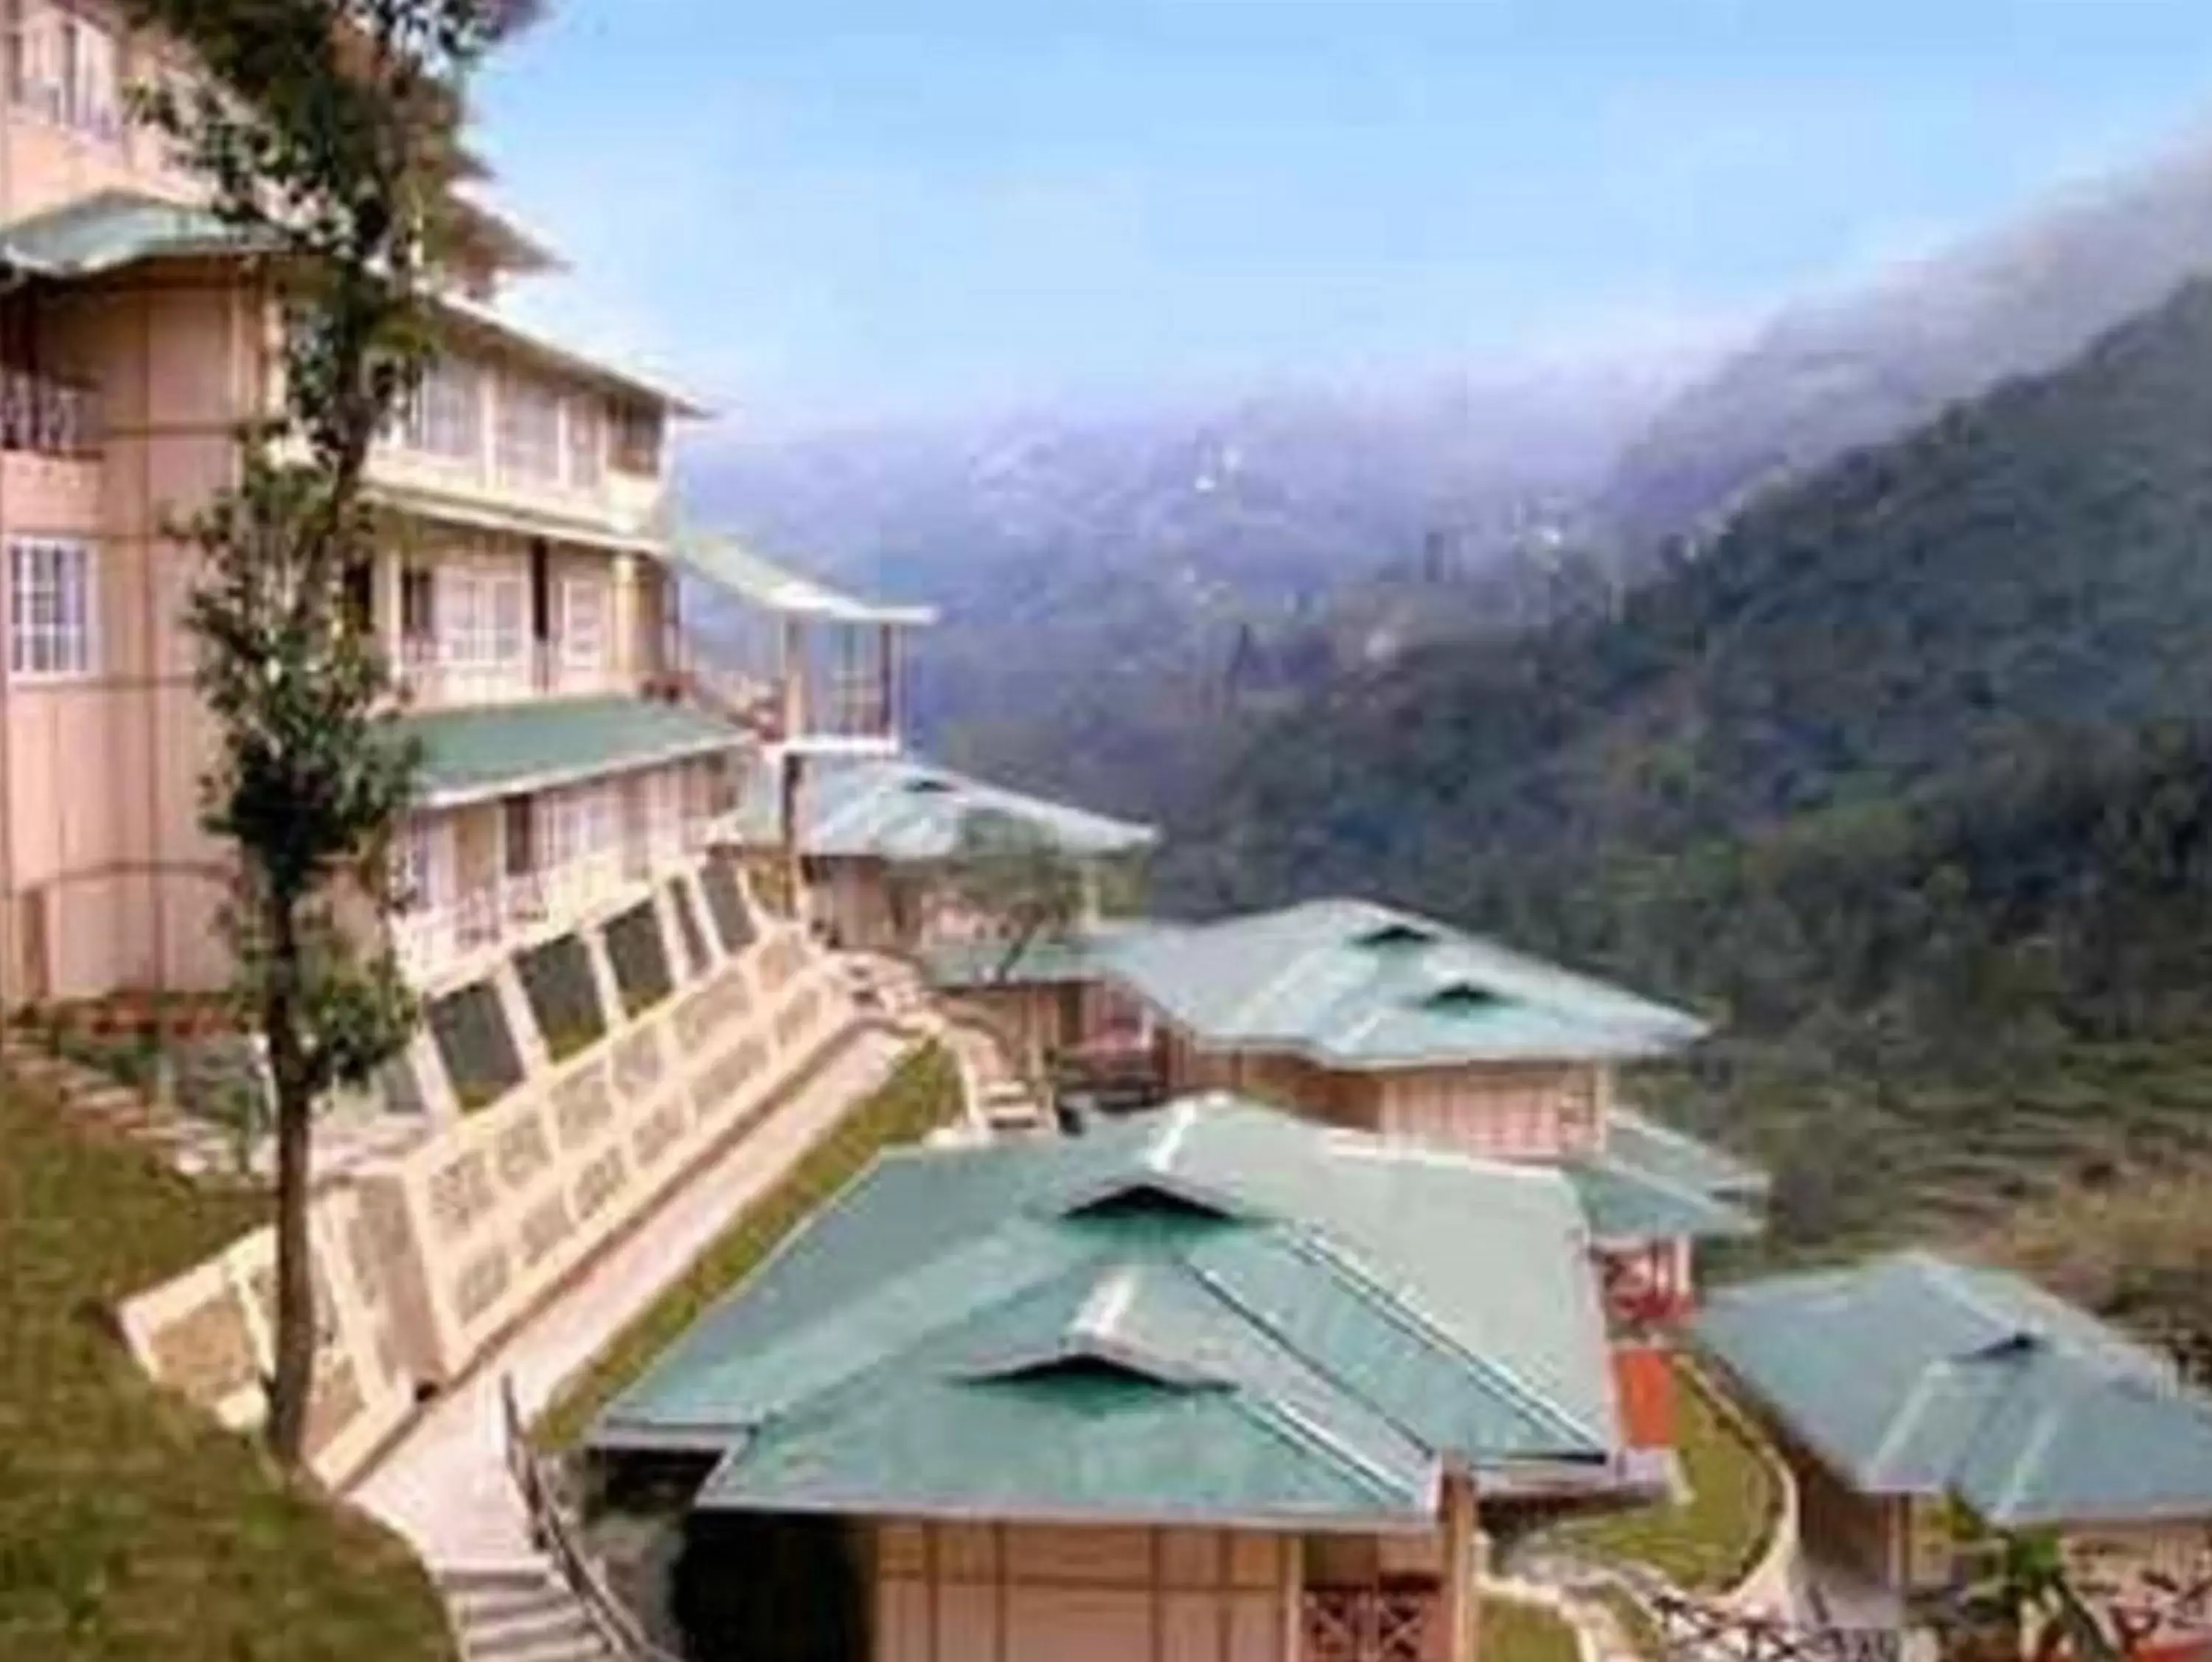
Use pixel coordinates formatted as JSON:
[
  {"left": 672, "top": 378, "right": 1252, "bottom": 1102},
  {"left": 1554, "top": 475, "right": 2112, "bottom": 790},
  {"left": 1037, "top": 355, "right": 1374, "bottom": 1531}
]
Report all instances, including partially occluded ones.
[
  {"left": 1166, "top": 278, "right": 2212, "bottom": 1259},
  {"left": 0, "top": 1088, "right": 453, "bottom": 1662}
]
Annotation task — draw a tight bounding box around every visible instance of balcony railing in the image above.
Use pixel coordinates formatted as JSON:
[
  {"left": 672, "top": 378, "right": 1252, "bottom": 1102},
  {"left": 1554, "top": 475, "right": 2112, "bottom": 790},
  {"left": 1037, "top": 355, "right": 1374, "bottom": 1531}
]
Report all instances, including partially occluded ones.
[
  {"left": 1, "top": 369, "right": 101, "bottom": 459},
  {"left": 395, "top": 637, "right": 633, "bottom": 709},
  {"left": 392, "top": 822, "right": 723, "bottom": 984},
  {"left": 1303, "top": 1588, "right": 1439, "bottom": 1662}
]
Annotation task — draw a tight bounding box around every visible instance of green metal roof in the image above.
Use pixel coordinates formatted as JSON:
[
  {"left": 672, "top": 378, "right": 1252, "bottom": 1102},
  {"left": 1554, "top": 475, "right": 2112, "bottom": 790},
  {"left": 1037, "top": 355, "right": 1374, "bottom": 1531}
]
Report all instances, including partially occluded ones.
[
  {"left": 593, "top": 1093, "right": 1624, "bottom": 1530},
  {"left": 1565, "top": 1152, "right": 1763, "bottom": 1245},
  {"left": 0, "top": 191, "right": 698, "bottom": 412},
  {"left": 1696, "top": 1252, "right": 2212, "bottom": 1527},
  {"left": 920, "top": 920, "right": 1168, "bottom": 989},
  {"left": 0, "top": 190, "right": 254, "bottom": 275},
  {"left": 399, "top": 695, "right": 745, "bottom": 807},
  {"left": 740, "top": 756, "right": 1156, "bottom": 864},
  {"left": 672, "top": 535, "right": 938, "bottom": 627},
  {"left": 1607, "top": 1108, "right": 1771, "bottom": 1200},
  {"left": 1101, "top": 899, "right": 1709, "bottom": 1069}
]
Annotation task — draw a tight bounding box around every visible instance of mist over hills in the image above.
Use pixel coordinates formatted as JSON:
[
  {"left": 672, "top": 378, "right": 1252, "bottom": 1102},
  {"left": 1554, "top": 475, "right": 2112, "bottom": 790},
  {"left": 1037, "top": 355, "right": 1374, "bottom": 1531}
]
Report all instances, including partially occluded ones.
[
  {"left": 680, "top": 133, "right": 2212, "bottom": 827},
  {"left": 680, "top": 366, "right": 1689, "bottom": 814},
  {"left": 1601, "top": 137, "right": 2212, "bottom": 545}
]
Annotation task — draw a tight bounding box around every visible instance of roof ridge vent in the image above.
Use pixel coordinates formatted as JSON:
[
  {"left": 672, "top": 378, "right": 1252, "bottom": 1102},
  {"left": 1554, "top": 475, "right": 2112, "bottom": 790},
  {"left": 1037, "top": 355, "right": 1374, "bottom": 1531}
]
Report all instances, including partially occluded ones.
[
  {"left": 1354, "top": 922, "right": 1440, "bottom": 950},
  {"left": 1422, "top": 980, "right": 1505, "bottom": 1013}
]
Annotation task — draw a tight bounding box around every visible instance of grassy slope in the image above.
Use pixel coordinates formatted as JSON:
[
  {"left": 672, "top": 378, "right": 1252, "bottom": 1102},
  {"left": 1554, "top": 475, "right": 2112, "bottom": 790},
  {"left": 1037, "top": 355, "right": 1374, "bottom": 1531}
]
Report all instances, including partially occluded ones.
[
  {"left": 1540, "top": 1360, "right": 1782, "bottom": 1593},
  {"left": 0, "top": 1087, "right": 453, "bottom": 1662},
  {"left": 1481, "top": 1596, "right": 1583, "bottom": 1662},
  {"left": 536, "top": 1043, "right": 962, "bottom": 1449}
]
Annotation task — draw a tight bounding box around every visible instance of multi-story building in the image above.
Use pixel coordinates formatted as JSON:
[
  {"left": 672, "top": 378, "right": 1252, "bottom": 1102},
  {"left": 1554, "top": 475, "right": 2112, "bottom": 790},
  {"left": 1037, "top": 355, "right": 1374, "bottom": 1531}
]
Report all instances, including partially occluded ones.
[{"left": 0, "top": 0, "right": 915, "bottom": 1010}]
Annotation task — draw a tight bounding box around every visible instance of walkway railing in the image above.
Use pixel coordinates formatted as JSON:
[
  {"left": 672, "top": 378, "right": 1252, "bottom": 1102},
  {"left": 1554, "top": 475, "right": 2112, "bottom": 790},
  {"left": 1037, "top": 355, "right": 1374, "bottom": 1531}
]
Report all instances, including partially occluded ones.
[{"left": 497, "top": 1375, "right": 686, "bottom": 1662}]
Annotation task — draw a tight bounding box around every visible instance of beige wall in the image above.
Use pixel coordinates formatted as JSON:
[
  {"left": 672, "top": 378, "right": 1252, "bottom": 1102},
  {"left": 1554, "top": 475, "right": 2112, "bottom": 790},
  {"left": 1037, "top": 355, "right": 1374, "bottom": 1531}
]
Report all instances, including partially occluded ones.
[
  {"left": 873, "top": 1520, "right": 1301, "bottom": 1662},
  {"left": 1158, "top": 1030, "right": 1609, "bottom": 1163},
  {"left": 119, "top": 856, "right": 869, "bottom": 1479},
  {"left": 0, "top": 0, "right": 205, "bottom": 221}
]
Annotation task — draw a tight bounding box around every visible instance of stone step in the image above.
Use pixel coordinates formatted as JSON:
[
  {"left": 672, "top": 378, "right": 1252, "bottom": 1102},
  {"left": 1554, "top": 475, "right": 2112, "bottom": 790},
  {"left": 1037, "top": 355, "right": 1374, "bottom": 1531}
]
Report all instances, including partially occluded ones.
[{"left": 459, "top": 1607, "right": 605, "bottom": 1660}]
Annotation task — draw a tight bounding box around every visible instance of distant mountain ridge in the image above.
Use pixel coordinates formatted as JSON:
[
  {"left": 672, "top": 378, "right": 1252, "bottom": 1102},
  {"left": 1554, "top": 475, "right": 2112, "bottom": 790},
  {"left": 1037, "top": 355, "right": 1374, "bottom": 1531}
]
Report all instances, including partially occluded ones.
[
  {"left": 1161, "top": 275, "right": 2212, "bottom": 1249},
  {"left": 1602, "top": 139, "right": 2212, "bottom": 546},
  {"left": 680, "top": 369, "right": 1686, "bottom": 818}
]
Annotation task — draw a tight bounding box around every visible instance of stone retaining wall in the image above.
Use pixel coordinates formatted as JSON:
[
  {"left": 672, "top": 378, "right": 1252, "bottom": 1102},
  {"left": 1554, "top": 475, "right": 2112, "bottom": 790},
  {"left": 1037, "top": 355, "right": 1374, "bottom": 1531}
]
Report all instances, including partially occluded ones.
[{"left": 116, "top": 855, "right": 859, "bottom": 1486}]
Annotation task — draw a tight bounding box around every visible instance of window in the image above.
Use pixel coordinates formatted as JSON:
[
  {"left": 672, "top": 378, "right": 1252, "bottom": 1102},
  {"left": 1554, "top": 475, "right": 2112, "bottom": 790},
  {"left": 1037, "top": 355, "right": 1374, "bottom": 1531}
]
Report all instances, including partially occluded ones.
[
  {"left": 439, "top": 568, "right": 525, "bottom": 666},
  {"left": 400, "top": 566, "right": 435, "bottom": 640},
  {"left": 3, "top": 1, "right": 31, "bottom": 108},
  {"left": 610, "top": 401, "right": 662, "bottom": 476},
  {"left": 8, "top": 538, "right": 94, "bottom": 678},
  {"left": 566, "top": 397, "right": 605, "bottom": 490},
  {"left": 396, "top": 820, "right": 453, "bottom": 912},
  {"left": 494, "top": 375, "right": 561, "bottom": 483},
  {"left": 58, "top": 12, "right": 115, "bottom": 136},
  {"left": 400, "top": 357, "right": 484, "bottom": 462},
  {"left": 558, "top": 577, "right": 605, "bottom": 668}
]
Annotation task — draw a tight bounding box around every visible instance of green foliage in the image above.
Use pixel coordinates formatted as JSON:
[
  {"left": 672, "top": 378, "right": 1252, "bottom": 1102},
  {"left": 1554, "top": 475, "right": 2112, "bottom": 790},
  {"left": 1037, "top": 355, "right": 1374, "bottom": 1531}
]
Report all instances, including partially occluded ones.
[
  {"left": 0, "top": 1083, "right": 453, "bottom": 1661},
  {"left": 120, "top": 0, "right": 538, "bottom": 1466},
  {"left": 1164, "top": 281, "right": 2212, "bottom": 1256},
  {"left": 1944, "top": 1529, "right": 2122, "bottom": 1662},
  {"left": 535, "top": 1044, "right": 961, "bottom": 1450},
  {"left": 943, "top": 809, "right": 1089, "bottom": 978}
]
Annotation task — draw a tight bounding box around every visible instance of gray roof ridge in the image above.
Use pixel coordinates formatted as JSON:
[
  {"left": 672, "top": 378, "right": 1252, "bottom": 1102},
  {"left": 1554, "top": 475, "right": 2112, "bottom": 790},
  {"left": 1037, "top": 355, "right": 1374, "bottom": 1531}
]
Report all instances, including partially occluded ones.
[{"left": 1277, "top": 1223, "right": 1610, "bottom": 1456}]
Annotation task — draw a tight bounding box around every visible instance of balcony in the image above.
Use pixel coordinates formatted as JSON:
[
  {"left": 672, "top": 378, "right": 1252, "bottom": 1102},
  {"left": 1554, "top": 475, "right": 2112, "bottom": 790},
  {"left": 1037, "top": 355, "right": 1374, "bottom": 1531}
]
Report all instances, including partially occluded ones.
[
  {"left": 0, "top": 368, "right": 103, "bottom": 532},
  {"left": 395, "top": 638, "right": 638, "bottom": 710},
  {"left": 392, "top": 818, "right": 721, "bottom": 987}
]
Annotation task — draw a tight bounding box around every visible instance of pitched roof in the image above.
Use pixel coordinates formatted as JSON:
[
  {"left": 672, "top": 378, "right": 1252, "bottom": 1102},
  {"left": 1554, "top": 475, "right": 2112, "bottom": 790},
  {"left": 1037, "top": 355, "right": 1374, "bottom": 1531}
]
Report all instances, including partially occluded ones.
[
  {"left": 1606, "top": 1108, "right": 1772, "bottom": 1200},
  {"left": 1696, "top": 1252, "right": 2212, "bottom": 1527},
  {"left": 592, "top": 1094, "right": 1624, "bottom": 1530},
  {"left": 672, "top": 535, "right": 938, "bottom": 627},
  {"left": 739, "top": 756, "right": 1156, "bottom": 864},
  {"left": 399, "top": 695, "right": 745, "bottom": 807},
  {"left": 0, "top": 190, "right": 701, "bottom": 413},
  {"left": 1101, "top": 899, "right": 1709, "bottom": 1069},
  {"left": 921, "top": 922, "right": 1165, "bottom": 990},
  {"left": 0, "top": 189, "right": 248, "bottom": 274}
]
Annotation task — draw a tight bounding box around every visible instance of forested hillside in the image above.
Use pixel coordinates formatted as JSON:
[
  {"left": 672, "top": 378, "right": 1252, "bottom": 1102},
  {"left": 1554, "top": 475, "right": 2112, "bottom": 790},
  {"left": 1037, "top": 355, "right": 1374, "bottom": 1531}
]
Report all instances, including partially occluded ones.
[{"left": 1164, "top": 278, "right": 2212, "bottom": 1256}]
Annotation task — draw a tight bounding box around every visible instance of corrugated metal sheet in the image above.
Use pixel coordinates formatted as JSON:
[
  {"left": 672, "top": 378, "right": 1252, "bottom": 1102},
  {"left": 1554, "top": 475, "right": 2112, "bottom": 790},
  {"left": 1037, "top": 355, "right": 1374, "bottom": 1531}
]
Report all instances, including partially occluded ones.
[
  {"left": 1696, "top": 1252, "right": 2212, "bottom": 1526},
  {"left": 594, "top": 1094, "right": 1623, "bottom": 1528},
  {"left": 1101, "top": 898, "right": 1710, "bottom": 1068}
]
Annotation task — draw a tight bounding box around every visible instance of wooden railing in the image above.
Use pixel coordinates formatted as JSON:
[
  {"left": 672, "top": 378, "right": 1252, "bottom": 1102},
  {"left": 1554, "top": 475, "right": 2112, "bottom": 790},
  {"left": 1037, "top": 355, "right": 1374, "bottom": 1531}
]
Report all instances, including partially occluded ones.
[
  {"left": 1304, "top": 1587, "right": 1438, "bottom": 1662},
  {"left": 498, "top": 1375, "right": 686, "bottom": 1662}
]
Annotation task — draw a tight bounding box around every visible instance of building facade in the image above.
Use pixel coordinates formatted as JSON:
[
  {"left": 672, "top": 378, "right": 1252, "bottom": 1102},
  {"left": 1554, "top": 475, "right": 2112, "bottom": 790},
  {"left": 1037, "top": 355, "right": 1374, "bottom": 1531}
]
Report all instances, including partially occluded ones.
[{"left": 0, "top": 0, "right": 778, "bottom": 1009}]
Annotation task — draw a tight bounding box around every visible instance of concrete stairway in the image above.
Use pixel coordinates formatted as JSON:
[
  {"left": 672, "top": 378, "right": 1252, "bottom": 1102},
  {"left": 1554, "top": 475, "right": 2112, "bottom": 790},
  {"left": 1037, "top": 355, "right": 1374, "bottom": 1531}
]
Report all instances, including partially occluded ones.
[{"left": 438, "top": 1565, "right": 620, "bottom": 1662}]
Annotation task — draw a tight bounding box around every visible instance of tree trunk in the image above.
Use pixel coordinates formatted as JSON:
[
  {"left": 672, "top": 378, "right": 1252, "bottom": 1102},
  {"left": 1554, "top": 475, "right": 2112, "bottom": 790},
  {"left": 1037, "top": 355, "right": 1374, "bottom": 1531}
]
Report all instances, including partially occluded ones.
[{"left": 261, "top": 918, "right": 316, "bottom": 1471}]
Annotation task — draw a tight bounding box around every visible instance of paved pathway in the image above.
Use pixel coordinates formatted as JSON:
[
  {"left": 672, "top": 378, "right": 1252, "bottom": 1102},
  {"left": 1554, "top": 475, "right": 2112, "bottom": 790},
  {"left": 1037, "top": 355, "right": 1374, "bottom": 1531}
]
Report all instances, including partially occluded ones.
[{"left": 349, "top": 1023, "right": 913, "bottom": 1568}]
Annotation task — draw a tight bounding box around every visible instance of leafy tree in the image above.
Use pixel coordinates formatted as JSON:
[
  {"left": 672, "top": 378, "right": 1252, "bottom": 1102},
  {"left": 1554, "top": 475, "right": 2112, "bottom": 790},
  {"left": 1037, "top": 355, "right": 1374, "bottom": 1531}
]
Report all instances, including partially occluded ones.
[
  {"left": 1945, "top": 1528, "right": 2121, "bottom": 1662},
  {"left": 943, "top": 810, "right": 1088, "bottom": 981},
  {"left": 121, "top": 0, "right": 538, "bottom": 1470}
]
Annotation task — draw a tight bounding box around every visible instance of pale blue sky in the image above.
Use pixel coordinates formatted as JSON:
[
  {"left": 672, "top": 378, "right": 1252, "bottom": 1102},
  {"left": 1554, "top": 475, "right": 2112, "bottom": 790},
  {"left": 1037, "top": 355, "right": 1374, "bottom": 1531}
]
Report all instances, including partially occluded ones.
[{"left": 473, "top": 0, "right": 2212, "bottom": 431}]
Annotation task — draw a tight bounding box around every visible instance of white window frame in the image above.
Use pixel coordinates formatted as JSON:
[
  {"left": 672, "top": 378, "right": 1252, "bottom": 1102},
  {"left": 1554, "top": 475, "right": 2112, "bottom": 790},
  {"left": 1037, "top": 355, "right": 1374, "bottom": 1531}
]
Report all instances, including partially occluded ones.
[
  {"left": 401, "top": 357, "right": 484, "bottom": 463},
  {"left": 566, "top": 396, "right": 605, "bottom": 490},
  {"left": 493, "top": 374, "right": 562, "bottom": 484},
  {"left": 59, "top": 11, "right": 114, "bottom": 137},
  {"left": 8, "top": 538, "right": 96, "bottom": 680},
  {"left": 558, "top": 576, "right": 606, "bottom": 670},
  {"left": 396, "top": 818, "right": 454, "bottom": 914},
  {"left": 437, "top": 566, "right": 528, "bottom": 669}
]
